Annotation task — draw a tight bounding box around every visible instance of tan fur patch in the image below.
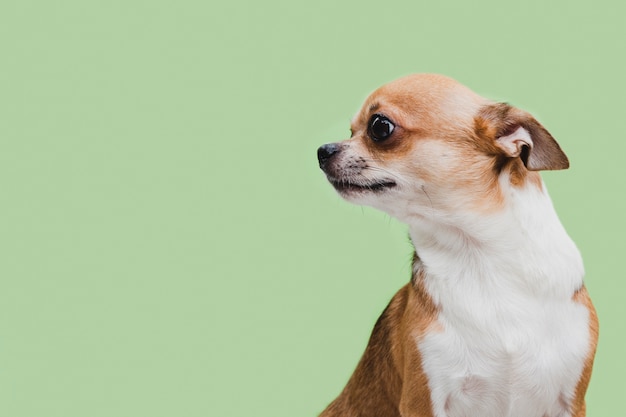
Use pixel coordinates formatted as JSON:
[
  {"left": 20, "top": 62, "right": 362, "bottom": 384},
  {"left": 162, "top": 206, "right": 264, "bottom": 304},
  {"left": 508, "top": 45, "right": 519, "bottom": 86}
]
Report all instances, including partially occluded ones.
[
  {"left": 570, "top": 286, "right": 599, "bottom": 416},
  {"left": 319, "top": 265, "right": 439, "bottom": 417}
]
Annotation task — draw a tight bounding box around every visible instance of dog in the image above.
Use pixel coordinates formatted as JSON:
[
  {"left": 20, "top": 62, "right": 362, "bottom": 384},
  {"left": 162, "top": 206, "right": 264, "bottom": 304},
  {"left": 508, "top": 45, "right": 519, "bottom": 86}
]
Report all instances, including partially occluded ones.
[{"left": 316, "top": 74, "right": 598, "bottom": 417}]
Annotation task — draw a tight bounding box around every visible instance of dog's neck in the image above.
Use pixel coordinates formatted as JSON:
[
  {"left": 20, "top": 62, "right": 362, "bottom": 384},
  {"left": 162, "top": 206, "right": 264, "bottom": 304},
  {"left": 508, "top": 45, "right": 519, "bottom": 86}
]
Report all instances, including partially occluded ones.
[{"left": 408, "top": 178, "right": 584, "bottom": 306}]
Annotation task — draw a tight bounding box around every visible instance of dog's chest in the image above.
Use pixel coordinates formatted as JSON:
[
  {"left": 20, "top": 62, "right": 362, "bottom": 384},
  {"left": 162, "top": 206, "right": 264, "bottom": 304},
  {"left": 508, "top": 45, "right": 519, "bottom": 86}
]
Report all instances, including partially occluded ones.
[{"left": 417, "top": 291, "right": 590, "bottom": 417}]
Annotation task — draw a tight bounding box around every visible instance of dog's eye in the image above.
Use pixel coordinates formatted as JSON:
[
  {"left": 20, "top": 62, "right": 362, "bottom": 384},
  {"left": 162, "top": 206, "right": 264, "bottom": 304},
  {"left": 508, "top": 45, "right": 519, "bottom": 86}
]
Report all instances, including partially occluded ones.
[{"left": 368, "top": 114, "right": 395, "bottom": 142}]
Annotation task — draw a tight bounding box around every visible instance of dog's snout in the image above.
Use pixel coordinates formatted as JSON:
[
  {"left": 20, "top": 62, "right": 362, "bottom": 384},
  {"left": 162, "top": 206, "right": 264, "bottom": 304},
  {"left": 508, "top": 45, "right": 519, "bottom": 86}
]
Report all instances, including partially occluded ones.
[{"left": 317, "top": 143, "right": 341, "bottom": 169}]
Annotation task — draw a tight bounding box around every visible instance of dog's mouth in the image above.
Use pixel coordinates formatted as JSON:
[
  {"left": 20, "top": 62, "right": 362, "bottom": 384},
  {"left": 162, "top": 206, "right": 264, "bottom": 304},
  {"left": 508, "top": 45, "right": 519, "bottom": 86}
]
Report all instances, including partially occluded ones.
[{"left": 328, "top": 177, "right": 397, "bottom": 193}]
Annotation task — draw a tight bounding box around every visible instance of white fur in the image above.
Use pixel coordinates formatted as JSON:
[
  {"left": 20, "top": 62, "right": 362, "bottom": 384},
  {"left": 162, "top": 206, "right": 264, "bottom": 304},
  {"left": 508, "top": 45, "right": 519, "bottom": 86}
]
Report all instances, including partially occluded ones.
[{"left": 408, "top": 179, "right": 589, "bottom": 417}]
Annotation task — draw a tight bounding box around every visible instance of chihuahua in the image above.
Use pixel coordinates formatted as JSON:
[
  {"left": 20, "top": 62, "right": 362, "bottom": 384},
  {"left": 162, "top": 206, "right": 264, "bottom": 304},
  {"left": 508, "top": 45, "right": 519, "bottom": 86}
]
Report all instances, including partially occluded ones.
[{"left": 316, "top": 74, "right": 598, "bottom": 417}]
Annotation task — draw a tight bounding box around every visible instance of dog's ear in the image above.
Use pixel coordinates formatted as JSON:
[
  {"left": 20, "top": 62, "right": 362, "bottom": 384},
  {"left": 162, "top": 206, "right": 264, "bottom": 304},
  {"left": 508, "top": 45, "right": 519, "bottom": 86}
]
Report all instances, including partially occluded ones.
[{"left": 475, "top": 103, "right": 569, "bottom": 171}]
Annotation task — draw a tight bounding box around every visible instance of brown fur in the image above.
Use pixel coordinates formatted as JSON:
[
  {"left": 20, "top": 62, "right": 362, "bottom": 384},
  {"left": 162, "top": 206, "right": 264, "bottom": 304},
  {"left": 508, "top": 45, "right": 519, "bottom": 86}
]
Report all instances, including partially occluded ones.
[
  {"left": 319, "top": 265, "right": 438, "bottom": 417},
  {"left": 570, "top": 286, "right": 600, "bottom": 416}
]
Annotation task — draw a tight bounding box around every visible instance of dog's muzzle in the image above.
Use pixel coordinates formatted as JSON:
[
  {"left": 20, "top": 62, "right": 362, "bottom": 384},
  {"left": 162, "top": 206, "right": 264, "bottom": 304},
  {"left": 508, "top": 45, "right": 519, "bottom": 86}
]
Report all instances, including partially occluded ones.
[{"left": 317, "top": 142, "right": 341, "bottom": 171}]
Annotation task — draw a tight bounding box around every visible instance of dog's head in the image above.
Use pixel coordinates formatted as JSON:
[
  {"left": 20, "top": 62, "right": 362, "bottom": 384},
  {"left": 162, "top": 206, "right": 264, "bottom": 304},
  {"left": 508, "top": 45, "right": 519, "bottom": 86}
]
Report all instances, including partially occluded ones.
[{"left": 317, "top": 74, "right": 568, "bottom": 222}]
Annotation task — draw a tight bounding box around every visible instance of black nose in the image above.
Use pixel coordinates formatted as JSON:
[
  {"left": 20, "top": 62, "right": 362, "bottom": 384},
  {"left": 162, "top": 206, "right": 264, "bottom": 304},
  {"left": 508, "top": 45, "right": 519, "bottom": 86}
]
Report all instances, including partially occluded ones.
[{"left": 317, "top": 143, "right": 341, "bottom": 168}]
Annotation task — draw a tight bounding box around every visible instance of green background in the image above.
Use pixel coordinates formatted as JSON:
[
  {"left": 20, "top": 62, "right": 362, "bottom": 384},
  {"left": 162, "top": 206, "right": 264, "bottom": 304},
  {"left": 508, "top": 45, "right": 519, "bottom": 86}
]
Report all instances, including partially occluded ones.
[{"left": 1, "top": 0, "right": 623, "bottom": 416}]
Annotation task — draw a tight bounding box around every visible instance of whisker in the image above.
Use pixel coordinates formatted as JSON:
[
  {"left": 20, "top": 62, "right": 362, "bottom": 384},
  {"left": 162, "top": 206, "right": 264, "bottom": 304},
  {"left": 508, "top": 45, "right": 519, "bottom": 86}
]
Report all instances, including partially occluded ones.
[{"left": 362, "top": 165, "right": 404, "bottom": 182}]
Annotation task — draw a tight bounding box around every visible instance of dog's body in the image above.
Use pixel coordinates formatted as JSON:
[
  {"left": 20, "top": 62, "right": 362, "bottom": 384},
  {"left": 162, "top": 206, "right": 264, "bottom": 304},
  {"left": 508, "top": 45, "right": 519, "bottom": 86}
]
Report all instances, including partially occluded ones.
[{"left": 317, "top": 74, "right": 598, "bottom": 417}]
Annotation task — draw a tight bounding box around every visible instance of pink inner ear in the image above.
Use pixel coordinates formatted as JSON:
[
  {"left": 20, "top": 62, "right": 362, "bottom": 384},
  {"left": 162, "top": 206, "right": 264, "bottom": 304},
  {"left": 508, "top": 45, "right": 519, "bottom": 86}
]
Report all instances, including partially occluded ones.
[{"left": 496, "top": 127, "right": 533, "bottom": 158}]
